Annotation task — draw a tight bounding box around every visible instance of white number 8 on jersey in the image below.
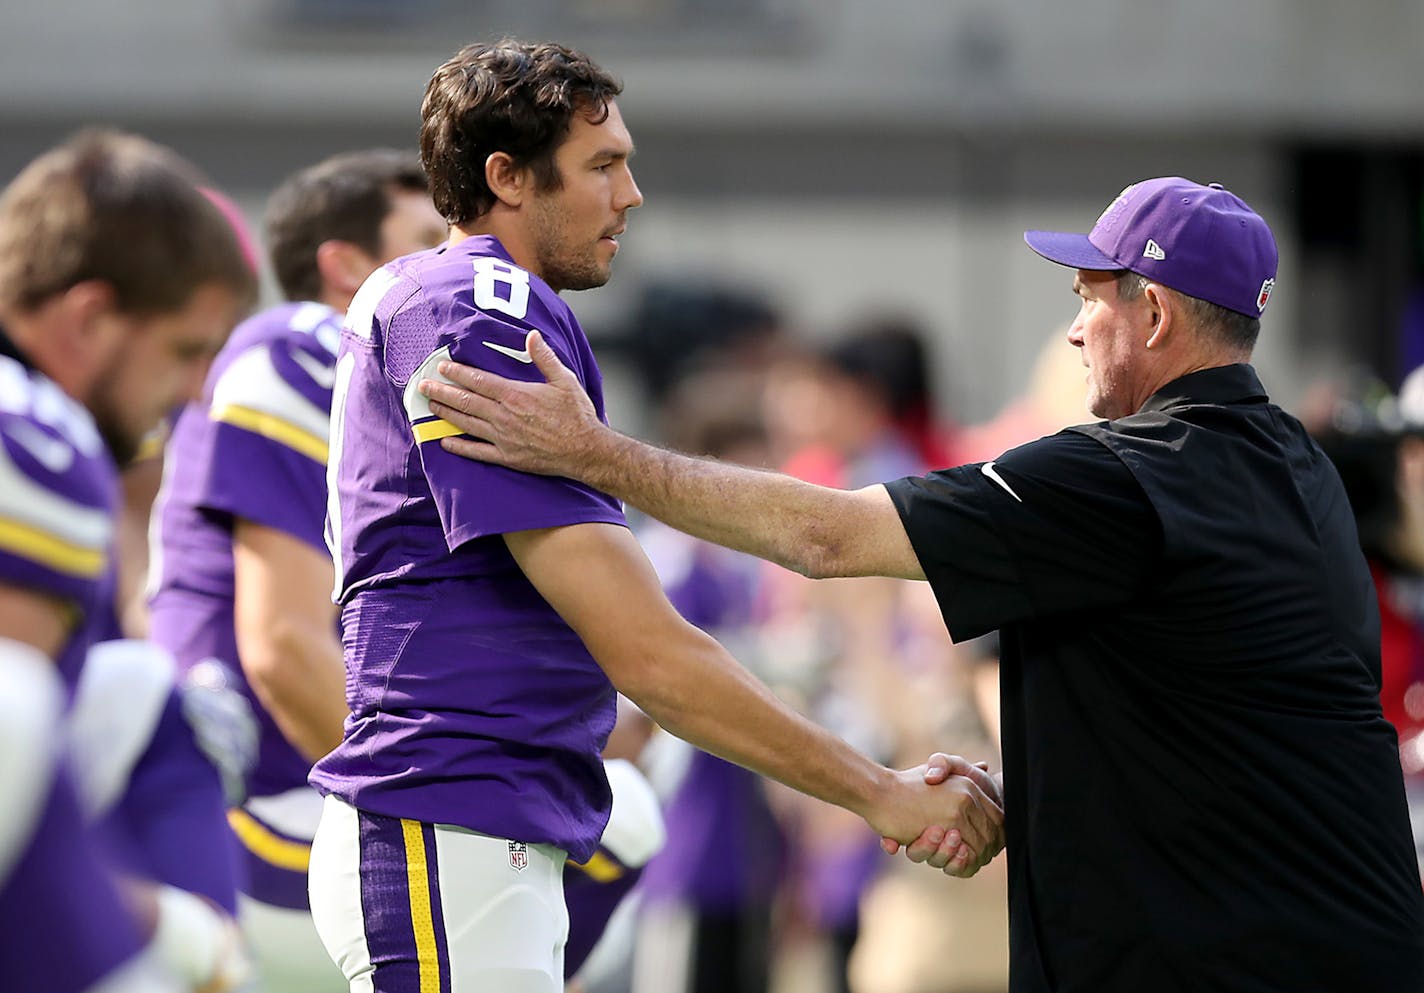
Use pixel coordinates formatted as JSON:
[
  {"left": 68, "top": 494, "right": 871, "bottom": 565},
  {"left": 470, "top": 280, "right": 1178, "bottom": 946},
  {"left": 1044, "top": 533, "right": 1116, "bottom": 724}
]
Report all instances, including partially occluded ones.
[{"left": 472, "top": 258, "right": 531, "bottom": 320}]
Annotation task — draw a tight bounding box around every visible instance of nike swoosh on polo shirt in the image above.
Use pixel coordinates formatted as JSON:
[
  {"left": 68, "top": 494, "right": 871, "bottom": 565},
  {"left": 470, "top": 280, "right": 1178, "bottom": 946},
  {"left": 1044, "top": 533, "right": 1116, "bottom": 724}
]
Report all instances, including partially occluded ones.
[{"left": 980, "top": 461, "right": 1022, "bottom": 502}]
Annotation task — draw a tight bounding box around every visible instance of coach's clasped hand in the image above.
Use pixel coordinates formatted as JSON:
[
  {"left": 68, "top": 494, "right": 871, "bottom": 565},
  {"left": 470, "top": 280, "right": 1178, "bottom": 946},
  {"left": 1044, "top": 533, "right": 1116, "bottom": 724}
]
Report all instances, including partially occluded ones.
[{"left": 875, "top": 754, "right": 1005, "bottom": 879}]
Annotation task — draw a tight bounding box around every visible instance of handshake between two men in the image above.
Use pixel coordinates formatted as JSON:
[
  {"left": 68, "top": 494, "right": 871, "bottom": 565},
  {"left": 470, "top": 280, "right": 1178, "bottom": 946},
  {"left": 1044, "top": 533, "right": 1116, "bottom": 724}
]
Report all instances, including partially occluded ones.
[{"left": 412, "top": 331, "right": 1007, "bottom": 879}]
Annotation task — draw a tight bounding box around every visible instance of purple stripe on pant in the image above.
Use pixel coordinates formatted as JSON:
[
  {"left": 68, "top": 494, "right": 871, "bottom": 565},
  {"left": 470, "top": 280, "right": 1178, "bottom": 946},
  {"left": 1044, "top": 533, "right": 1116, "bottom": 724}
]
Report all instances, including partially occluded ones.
[{"left": 356, "top": 809, "right": 450, "bottom": 993}]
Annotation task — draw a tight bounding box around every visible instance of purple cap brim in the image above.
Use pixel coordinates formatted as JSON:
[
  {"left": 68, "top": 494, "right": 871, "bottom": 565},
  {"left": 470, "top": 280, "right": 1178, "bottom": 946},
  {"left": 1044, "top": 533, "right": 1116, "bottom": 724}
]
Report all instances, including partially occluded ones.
[{"left": 1023, "top": 230, "right": 1119, "bottom": 271}]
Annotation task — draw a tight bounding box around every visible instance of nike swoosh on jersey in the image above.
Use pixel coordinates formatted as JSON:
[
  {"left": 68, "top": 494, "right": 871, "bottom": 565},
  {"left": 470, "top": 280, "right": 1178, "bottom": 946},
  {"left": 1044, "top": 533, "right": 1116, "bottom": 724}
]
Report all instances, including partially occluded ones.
[
  {"left": 482, "top": 340, "right": 534, "bottom": 364},
  {"left": 3, "top": 420, "right": 74, "bottom": 474},
  {"left": 289, "top": 347, "right": 338, "bottom": 390},
  {"left": 980, "top": 461, "right": 1022, "bottom": 502}
]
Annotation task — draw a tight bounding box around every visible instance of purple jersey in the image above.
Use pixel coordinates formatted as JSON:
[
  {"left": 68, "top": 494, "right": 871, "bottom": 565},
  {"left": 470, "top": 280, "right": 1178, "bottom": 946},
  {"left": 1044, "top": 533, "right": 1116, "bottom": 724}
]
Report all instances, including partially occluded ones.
[
  {"left": 0, "top": 351, "right": 117, "bottom": 693},
  {"left": 1, "top": 772, "right": 147, "bottom": 992},
  {"left": 149, "top": 302, "right": 338, "bottom": 799},
  {"left": 0, "top": 339, "right": 144, "bottom": 987},
  {"left": 310, "top": 236, "right": 627, "bottom": 862}
]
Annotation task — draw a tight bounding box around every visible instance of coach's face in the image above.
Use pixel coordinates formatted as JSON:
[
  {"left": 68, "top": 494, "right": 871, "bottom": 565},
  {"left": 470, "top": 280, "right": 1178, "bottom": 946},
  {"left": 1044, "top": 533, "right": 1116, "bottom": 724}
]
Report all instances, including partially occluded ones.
[
  {"left": 1066, "top": 269, "right": 1155, "bottom": 420},
  {"left": 527, "top": 100, "right": 642, "bottom": 293}
]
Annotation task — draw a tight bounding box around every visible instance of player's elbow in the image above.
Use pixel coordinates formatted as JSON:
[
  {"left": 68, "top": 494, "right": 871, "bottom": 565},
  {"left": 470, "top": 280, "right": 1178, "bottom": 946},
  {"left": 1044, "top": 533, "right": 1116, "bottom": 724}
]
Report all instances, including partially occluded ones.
[
  {"left": 237, "top": 624, "right": 309, "bottom": 706},
  {"left": 597, "top": 626, "right": 716, "bottom": 728}
]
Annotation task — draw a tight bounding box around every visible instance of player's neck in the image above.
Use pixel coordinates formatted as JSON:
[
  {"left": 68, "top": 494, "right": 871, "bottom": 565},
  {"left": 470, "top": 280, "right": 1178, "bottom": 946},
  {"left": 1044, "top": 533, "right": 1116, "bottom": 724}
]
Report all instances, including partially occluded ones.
[{"left": 450, "top": 217, "right": 546, "bottom": 284}]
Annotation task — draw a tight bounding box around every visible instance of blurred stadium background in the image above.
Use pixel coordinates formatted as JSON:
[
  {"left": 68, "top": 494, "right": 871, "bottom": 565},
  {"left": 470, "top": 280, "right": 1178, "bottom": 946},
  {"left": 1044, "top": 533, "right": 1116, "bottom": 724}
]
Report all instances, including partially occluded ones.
[
  {"left": 7, "top": 4, "right": 1424, "bottom": 992},
  {"left": 6, "top": 0, "right": 1423, "bottom": 425}
]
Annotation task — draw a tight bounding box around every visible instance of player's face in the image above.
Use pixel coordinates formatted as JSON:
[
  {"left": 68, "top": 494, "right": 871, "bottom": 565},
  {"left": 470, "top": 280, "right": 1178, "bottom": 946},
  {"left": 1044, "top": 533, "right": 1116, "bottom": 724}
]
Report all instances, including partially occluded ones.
[
  {"left": 376, "top": 189, "right": 448, "bottom": 262},
  {"left": 1065, "top": 269, "right": 1153, "bottom": 420},
  {"left": 526, "top": 100, "right": 642, "bottom": 292},
  {"left": 89, "top": 282, "right": 241, "bottom": 463}
]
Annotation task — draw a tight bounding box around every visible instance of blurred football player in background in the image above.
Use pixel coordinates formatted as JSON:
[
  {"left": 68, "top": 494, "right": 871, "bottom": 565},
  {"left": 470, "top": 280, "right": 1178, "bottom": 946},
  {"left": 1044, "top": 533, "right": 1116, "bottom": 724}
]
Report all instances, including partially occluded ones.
[
  {"left": 147, "top": 148, "right": 445, "bottom": 992},
  {"left": 0, "top": 129, "right": 257, "bottom": 992}
]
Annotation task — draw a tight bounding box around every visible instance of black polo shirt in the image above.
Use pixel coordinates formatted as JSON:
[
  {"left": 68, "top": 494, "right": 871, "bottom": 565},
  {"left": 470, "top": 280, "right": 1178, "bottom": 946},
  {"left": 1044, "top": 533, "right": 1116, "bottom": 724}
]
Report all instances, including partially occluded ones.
[{"left": 887, "top": 364, "right": 1424, "bottom": 993}]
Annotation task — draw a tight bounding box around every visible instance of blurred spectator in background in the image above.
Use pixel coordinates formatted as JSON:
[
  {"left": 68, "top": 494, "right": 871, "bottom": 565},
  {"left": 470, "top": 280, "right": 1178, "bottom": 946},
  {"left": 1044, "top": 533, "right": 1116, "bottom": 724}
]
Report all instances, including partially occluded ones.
[
  {"left": 631, "top": 367, "right": 788, "bottom": 993},
  {"left": 1315, "top": 366, "right": 1424, "bottom": 874},
  {"left": 955, "top": 326, "right": 1091, "bottom": 465},
  {"left": 754, "top": 319, "right": 1002, "bottom": 993},
  {"left": 602, "top": 283, "right": 788, "bottom": 406}
]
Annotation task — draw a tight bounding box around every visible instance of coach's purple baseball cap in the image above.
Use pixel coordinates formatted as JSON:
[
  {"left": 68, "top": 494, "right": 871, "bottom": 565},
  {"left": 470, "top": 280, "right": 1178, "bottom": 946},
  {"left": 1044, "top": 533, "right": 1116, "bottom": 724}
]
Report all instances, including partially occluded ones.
[{"left": 1024, "top": 177, "right": 1279, "bottom": 318}]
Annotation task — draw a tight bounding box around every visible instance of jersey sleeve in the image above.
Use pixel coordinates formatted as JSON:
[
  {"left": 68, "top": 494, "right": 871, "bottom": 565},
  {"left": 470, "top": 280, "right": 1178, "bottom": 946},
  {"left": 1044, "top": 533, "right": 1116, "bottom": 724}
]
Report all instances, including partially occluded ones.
[
  {"left": 397, "top": 290, "right": 627, "bottom": 550},
  {"left": 885, "top": 430, "right": 1163, "bottom": 641},
  {"left": 0, "top": 405, "right": 116, "bottom": 607},
  {"left": 194, "top": 336, "right": 332, "bottom": 551}
]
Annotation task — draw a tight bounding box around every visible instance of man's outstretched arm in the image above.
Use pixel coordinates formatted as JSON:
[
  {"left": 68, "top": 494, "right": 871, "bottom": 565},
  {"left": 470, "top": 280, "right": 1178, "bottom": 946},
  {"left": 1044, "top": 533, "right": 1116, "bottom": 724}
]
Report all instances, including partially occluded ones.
[
  {"left": 502, "top": 518, "right": 996, "bottom": 870},
  {"left": 419, "top": 329, "right": 925, "bottom": 582}
]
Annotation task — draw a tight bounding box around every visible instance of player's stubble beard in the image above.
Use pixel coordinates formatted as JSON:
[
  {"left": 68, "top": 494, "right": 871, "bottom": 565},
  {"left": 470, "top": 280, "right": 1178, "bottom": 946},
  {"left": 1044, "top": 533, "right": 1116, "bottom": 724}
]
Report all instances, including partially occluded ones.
[
  {"left": 87, "top": 377, "right": 145, "bottom": 466},
  {"left": 528, "top": 195, "right": 613, "bottom": 293}
]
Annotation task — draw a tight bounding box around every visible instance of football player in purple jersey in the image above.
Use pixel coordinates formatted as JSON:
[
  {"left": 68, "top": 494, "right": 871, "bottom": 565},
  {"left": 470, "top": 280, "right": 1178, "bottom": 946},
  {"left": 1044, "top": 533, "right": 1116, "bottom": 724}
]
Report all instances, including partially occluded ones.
[
  {"left": 0, "top": 130, "right": 257, "bottom": 992},
  {"left": 306, "top": 40, "right": 1001, "bottom": 993},
  {"left": 148, "top": 149, "right": 445, "bottom": 993}
]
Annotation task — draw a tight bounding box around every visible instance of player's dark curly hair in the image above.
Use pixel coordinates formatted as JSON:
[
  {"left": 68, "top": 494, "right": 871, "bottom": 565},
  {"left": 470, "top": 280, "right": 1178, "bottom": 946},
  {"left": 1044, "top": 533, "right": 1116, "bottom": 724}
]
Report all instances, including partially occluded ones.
[{"left": 420, "top": 39, "right": 622, "bottom": 227}]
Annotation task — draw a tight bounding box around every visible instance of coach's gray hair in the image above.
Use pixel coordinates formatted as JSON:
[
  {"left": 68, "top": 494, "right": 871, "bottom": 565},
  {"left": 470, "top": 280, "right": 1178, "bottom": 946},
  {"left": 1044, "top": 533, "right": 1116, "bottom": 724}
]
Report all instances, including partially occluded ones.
[{"left": 1116, "top": 271, "right": 1259, "bottom": 353}]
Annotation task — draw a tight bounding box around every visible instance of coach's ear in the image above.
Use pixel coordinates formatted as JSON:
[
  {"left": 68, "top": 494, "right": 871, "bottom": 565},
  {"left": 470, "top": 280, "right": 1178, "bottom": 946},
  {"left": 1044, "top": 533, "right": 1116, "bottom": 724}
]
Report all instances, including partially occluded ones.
[
  {"left": 1142, "top": 282, "right": 1177, "bottom": 351},
  {"left": 484, "top": 152, "right": 529, "bottom": 209}
]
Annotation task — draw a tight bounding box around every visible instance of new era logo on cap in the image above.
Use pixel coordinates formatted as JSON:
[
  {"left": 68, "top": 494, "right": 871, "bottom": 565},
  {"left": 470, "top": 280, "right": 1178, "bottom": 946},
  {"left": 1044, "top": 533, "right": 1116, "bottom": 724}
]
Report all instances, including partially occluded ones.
[{"left": 1143, "top": 239, "right": 1166, "bottom": 261}]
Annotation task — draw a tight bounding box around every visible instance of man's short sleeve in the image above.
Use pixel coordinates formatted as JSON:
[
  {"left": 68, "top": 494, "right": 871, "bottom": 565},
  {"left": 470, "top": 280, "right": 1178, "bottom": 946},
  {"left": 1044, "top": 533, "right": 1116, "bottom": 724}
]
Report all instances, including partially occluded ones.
[
  {"left": 885, "top": 430, "right": 1161, "bottom": 641},
  {"left": 397, "top": 296, "right": 626, "bottom": 550},
  {"left": 192, "top": 336, "right": 332, "bottom": 551}
]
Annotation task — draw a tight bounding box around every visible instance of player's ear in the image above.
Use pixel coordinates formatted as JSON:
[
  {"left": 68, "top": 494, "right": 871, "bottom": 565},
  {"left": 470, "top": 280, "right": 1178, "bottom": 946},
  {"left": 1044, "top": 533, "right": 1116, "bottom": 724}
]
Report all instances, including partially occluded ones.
[
  {"left": 40, "top": 281, "right": 125, "bottom": 395},
  {"left": 315, "top": 240, "right": 376, "bottom": 300},
  {"left": 484, "top": 152, "right": 526, "bottom": 209},
  {"left": 59, "top": 281, "right": 126, "bottom": 357}
]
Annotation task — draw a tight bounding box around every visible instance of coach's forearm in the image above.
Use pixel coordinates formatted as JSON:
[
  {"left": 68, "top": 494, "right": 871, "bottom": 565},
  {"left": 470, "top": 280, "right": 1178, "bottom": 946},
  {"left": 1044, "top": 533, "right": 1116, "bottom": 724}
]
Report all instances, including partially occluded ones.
[{"left": 581, "top": 428, "right": 858, "bottom": 579}]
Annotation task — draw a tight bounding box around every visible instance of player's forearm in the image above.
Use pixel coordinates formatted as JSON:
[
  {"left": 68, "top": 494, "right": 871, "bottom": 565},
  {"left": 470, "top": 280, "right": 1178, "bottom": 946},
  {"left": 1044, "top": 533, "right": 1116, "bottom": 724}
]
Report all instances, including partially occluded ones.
[
  {"left": 581, "top": 429, "right": 861, "bottom": 579},
  {"left": 614, "top": 627, "right": 892, "bottom": 823},
  {"left": 241, "top": 626, "right": 346, "bottom": 761}
]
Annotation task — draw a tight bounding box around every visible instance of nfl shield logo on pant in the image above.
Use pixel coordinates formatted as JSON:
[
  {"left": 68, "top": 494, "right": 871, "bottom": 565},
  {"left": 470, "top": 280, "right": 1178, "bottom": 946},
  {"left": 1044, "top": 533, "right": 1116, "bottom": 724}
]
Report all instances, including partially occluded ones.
[{"left": 508, "top": 840, "right": 529, "bottom": 871}]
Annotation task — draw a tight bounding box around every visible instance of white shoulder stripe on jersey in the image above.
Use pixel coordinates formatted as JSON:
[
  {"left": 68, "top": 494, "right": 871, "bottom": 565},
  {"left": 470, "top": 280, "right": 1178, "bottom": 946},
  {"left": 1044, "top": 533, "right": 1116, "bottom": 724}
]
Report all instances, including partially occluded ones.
[
  {"left": 0, "top": 358, "right": 105, "bottom": 457},
  {"left": 210, "top": 346, "right": 332, "bottom": 463},
  {"left": 0, "top": 428, "right": 112, "bottom": 572},
  {"left": 343, "top": 269, "right": 401, "bottom": 341},
  {"left": 401, "top": 346, "right": 464, "bottom": 444}
]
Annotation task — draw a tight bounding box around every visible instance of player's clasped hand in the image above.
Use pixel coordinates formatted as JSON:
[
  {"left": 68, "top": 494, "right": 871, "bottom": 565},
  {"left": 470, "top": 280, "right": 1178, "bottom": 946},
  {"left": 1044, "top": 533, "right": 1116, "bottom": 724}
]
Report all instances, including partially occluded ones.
[{"left": 879, "top": 753, "right": 1005, "bottom": 879}]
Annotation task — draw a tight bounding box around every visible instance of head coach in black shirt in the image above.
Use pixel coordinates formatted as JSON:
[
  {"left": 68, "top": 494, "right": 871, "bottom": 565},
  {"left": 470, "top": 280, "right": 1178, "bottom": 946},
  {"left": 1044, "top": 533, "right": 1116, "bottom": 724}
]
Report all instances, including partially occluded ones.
[{"left": 417, "top": 177, "right": 1424, "bottom": 992}]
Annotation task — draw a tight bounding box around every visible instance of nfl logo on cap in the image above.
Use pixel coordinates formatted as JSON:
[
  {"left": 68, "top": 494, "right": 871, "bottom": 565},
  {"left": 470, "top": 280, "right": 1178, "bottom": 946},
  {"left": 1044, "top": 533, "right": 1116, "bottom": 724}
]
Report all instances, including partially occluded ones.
[
  {"left": 508, "top": 840, "right": 529, "bottom": 871},
  {"left": 1257, "top": 278, "right": 1275, "bottom": 313}
]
